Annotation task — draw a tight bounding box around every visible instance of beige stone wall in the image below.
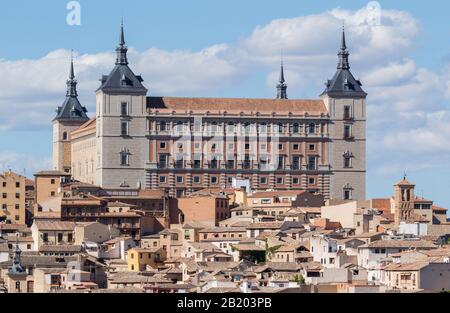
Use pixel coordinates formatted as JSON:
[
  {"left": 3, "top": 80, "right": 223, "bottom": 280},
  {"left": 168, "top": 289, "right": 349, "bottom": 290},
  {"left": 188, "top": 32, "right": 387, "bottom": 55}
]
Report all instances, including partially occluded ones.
[
  {"left": 53, "top": 121, "right": 86, "bottom": 173},
  {"left": 72, "top": 131, "right": 96, "bottom": 185},
  {"left": 0, "top": 171, "right": 26, "bottom": 224}
]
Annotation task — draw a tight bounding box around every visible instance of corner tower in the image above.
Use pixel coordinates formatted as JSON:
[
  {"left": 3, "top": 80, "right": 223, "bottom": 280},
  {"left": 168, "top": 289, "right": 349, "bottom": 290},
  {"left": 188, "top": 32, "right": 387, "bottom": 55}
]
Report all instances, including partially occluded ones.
[
  {"left": 53, "top": 56, "right": 89, "bottom": 173},
  {"left": 321, "top": 26, "right": 367, "bottom": 201},
  {"left": 95, "top": 21, "right": 148, "bottom": 188}
]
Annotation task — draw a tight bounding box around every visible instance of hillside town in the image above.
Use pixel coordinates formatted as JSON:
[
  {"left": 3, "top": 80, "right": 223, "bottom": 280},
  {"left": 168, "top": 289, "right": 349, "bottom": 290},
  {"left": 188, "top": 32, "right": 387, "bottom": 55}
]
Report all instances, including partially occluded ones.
[
  {"left": 0, "top": 23, "right": 449, "bottom": 294},
  {"left": 1, "top": 169, "right": 449, "bottom": 293}
]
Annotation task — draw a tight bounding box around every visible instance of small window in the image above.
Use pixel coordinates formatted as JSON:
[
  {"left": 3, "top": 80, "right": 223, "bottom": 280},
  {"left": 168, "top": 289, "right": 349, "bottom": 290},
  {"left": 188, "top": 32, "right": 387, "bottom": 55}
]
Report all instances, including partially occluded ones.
[
  {"left": 309, "top": 123, "right": 316, "bottom": 134},
  {"left": 62, "top": 132, "right": 68, "bottom": 141},
  {"left": 293, "top": 123, "right": 299, "bottom": 133},
  {"left": 293, "top": 144, "right": 299, "bottom": 151},
  {"left": 344, "top": 106, "right": 351, "bottom": 119},
  {"left": 193, "top": 176, "right": 201, "bottom": 184},
  {"left": 309, "top": 178, "right": 316, "bottom": 185},
  {"left": 176, "top": 176, "right": 184, "bottom": 184},
  {"left": 278, "top": 144, "right": 283, "bottom": 150},
  {"left": 344, "top": 125, "right": 352, "bottom": 139},
  {"left": 211, "top": 177, "right": 218, "bottom": 184},
  {"left": 160, "top": 121, "right": 167, "bottom": 131},
  {"left": 50, "top": 179, "right": 56, "bottom": 185},
  {"left": 160, "top": 142, "right": 166, "bottom": 149},
  {"left": 309, "top": 144, "right": 315, "bottom": 151},
  {"left": 260, "top": 177, "right": 267, "bottom": 185},
  {"left": 120, "top": 152, "right": 130, "bottom": 166},
  {"left": 121, "top": 102, "right": 128, "bottom": 116},
  {"left": 277, "top": 177, "right": 283, "bottom": 185},
  {"left": 159, "top": 176, "right": 167, "bottom": 183},
  {"left": 293, "top": 178, "right": 300, "bottom": 185},
  {"left": 121, "top": 121, "right": 129, "bottom": 136}
]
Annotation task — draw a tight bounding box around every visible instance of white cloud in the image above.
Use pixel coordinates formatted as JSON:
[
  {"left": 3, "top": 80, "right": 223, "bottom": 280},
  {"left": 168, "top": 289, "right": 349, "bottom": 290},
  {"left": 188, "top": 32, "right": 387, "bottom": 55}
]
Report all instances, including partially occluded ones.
[
  {"left": 0, "top": 152, "right": 52, "bottom": 177},
  {"left": 0, "top": 4, "right": 449, "bottom": 186}
]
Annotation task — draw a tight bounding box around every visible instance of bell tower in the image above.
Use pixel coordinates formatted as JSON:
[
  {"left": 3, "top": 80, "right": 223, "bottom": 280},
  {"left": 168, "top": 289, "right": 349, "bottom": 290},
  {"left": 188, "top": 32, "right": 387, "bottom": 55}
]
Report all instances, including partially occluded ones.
[
  {"left": 53, "top": 55, "right": 89, "bottom": 173},
  {"left": 393, "top": 175, "right": 416, "bottom": 225}
]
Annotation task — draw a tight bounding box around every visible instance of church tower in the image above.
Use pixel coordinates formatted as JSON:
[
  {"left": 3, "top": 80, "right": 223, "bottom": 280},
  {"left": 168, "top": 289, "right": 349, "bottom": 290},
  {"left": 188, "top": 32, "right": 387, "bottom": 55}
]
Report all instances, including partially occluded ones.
[
  {"left": 393, "top": 175, "right": 416, "bottom": 225},
  {"left": 95, "top": 21, "right": 148, "bottom": 188},
  {"left": 53, "top": 56, "right": 89, "bottom": 173},
  {"left": 321, "top": 26, "right": 367, "bottom": 201}
]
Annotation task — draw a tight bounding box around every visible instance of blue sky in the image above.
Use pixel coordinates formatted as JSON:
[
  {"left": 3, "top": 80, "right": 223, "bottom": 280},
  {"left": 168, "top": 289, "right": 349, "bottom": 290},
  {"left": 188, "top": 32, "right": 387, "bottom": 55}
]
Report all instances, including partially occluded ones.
[{"left": 0, "top": 0, "right": 449, "bottom": 210}]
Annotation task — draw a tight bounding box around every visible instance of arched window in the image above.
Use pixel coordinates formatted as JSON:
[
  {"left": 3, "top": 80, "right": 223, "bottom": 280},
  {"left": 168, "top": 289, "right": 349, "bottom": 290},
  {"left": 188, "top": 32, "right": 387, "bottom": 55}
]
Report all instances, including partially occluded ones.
[{"left": 278, "top": 123, "right": 284, "bottom": 133}]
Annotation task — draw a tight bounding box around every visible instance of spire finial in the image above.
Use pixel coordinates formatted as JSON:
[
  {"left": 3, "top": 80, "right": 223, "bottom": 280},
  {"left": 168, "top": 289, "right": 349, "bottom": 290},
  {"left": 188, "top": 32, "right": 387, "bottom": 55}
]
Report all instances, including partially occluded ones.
[
  {"left": 69, "top": 49, "right": 75, "bottom": 80},
  {"left": 120, "top": 17, "right": 125, "bottom": 47},
  {"left": 341, "top": 22, "right": 347, "bottom": 51},
  {"left": 403, "top": 169, "right": 408, "bottom": 180}
]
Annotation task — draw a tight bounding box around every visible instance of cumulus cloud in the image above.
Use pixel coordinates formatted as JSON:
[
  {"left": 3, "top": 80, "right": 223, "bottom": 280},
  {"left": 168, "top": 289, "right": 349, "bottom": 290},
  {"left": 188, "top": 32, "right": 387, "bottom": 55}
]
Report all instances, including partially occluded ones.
[
  {"left": 0, "top": 152, "right": 52, "bottom": 177},
  {"left": 1, "top": 4, "right": 449, "bottom": 184}
]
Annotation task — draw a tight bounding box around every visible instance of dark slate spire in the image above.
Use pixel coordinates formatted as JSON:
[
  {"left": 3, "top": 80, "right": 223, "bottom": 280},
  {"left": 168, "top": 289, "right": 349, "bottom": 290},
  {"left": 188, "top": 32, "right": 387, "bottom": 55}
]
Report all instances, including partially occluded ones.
[
  {"left": 276, "top": 57, "right": 288, "bottom": 99},
  {"left": 321, "top": 25, "right": 367, "bottom": 99},
  {"left": 66, "top": 52, "right": 78, "bottom": 97},
  {"left": 338, "top": 25, "right": 350, "bottom": 70},
  {"left": 8, "top": 238, "right": 26, "bottom": 276},
  {"left": 54, "top": 55, "right": 89, "bottom": 122},
  {"left": 116, "top": 20, "right": 129, "bottom": 66},
  {"left": 98, "top": 20, "right": 147, "bottom": 94}
]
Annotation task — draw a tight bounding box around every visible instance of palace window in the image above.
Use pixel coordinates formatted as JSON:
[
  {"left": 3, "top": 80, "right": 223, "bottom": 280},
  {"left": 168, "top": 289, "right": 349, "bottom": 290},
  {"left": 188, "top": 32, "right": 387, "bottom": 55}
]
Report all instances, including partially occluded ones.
[
  {"left": 260, "top": 123, "right": 267, "bottom": 133},
  {"left": 343, "top": 184, "right": 353, "bottom": 200},
  {"left": 260, "top": 177, "right": 267, "bottom": 185},
  {"left": 277, "top": 177, "right": 284, "bottom": 185},
  {"left": 160, "top": 142, "right": 166, "bottom": 149},
  {"left": 278, "top": 123, "right": 284, "bottom": 133},
  {"left": 210, "top": 157, "right": 218, "bottom": 169},
  {"left": 121, "top": 121, "right": 129, "bottom": 136},
  {"left": 227, "top": 160, "right": 235, "bottom": 169},
  {"left": 344, "top": 124, "right": 352, "bottom": 139},
  {"left": 308, "top": 123, "right": 316, "bottom": 134},
  {"left": 120, "top": 102, "right": 129, "bottom": 116},
  {"left": 176, "top": 121, "right": 184, "bottom": 132},
  {"left": 293, "top": 177, "right": 300, "bottom": 185},
  {"left": 278, "top": 156, "right": 284, "bottom": 170},
  {"left": 243, "top": 155, "right": 251, "bottom": 169},
  {"left": 308, "top": 156, "right": 316, "bottom": 170},
  {"left": 175, "top": 156, "right": 184, "bottom": 169},
  {"left": 160, "top": 121, "right": 167, "bottom": 131},
  {"left": 193, "top": 176, "right": 201, "bottom": 184},
  {"left": 293, "top": 123, "right": 299, "bottom": 133},
  {"left": 62, "top": 132, "right": 68, "bottom": 141},
  {"left": 159, "top": 154, "right": 167, "bottom": 169},
  {"left": 292, "top": 156, "right": 301, "bottom": 170},
  {"left": 211, "top": 176, "right": 218, "bottom": 184},
  {"left": 176, "top": 176, "right": 184, "bottom": 184},
  {"left": 120, "top": 148, "right": 130, "bottom": 166},
  {"left": 344, "top": 105, "right": 352, "bottom": 120},
  {"left": 309, "top": 177, "right": 316, "bottom": 185},
  {"left": 159, "top": 176, "right": 167, "bottom": 184}
]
